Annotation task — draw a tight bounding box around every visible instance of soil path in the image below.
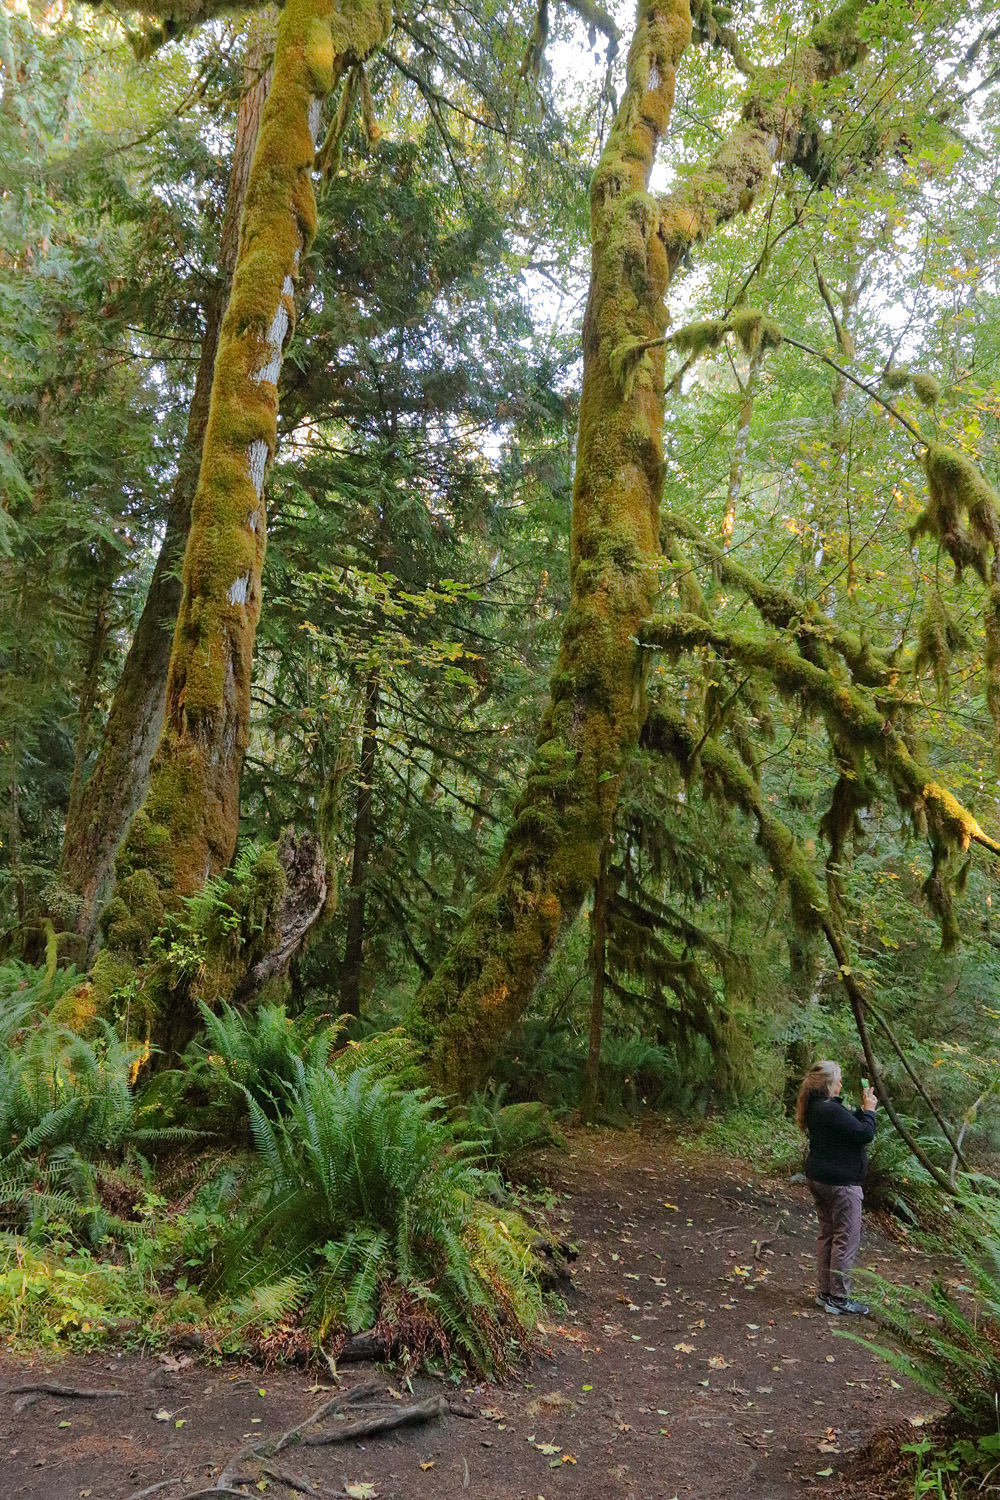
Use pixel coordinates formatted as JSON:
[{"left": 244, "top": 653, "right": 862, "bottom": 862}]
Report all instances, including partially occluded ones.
[{"left": 0, "top": 1123, "right": 934, "bottom": 1500}]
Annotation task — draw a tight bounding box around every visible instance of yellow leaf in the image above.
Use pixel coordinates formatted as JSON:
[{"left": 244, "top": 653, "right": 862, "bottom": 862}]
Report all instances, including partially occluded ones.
[
  {"left": 419, "top": 1461, "right": 435, "bottom": 1471},
  {"left": 674, "top": 1342, "right": 696, "bottom": 1353}
]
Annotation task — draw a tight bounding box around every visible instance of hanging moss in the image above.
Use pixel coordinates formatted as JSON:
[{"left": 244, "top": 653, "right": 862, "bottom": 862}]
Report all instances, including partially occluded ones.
[
  {"left": 912, "top": 443, "right": 1000, "bottom": 583},
  {"left": 912, "top": 371, "right": 942, "bottom": 407},
  {"left": 729, "top": 307, "right": 783, "bottom": 356},
  {"left": 883, "top": 365, "right": 910, "bottom": 392},
  {"left": 656, "top": 0, "right": 870, "bottom": 275},
  {"left": 914, "top": 589, "right": 972, "bottom": 704}
]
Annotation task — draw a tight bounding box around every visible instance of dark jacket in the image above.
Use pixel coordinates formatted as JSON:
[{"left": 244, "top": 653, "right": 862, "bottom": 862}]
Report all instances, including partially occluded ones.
[{"left": 804, "top": 1093, "right": 876, "bottom": 1186}]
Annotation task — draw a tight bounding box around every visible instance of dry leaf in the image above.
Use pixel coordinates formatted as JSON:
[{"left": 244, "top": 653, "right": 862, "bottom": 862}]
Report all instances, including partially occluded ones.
[
  {"left": 561, "top": 1453, "right": 578, "bottom": 1464},
  {"left": 419, "top": 1461, "right": 435, "bottom": 1471},
  {"left": 818, "top": 1442, "right": 840, "bottom": 1453},
  {"left": 535, "top": 1442, "right": 561, "bottom": 1455},
  {"left": 480, "top": 1406, "right": 505, "bottom": 1420},
  {"left": 344, "top": 1485, "right": 378, "bottom": 1499},
  {"left": 153, "top": 1409, "right": 172, "bottom": 1422},
  {"left": 707, "top": 1356, "right": 729, "bottom": 1370},
  {"left": 674, "top": 1342, "right": 696, "bottom": 1354}
]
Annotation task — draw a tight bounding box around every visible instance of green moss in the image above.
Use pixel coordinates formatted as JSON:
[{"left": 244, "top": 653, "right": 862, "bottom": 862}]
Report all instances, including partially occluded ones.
[
  {"left": 912, "top": 372, "right": 942, "bottom": 407},
  {"left": 729, "top": 308, "right": 783, "bottom": 355},
  {"left": 883, "top": 365, "right": 910, "bottom": 391}
]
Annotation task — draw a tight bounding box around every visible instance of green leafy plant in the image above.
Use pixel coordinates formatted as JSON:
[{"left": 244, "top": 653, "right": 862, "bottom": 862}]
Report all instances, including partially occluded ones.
[
  {"left": 847, "top": 1177, "right": 1000, "bottom": 1432},
  {"left": 216, "top": 1059, "right": 543, "bottom": 1372}
]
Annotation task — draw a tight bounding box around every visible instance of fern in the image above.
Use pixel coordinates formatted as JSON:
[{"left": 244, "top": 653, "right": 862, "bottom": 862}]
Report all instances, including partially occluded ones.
[
  {"left": 218, "top": 1059, "right": 543, "bottom": 1373},
  {"left": 845, "top": 1176, "right": 1000, "bottom": 1430}
]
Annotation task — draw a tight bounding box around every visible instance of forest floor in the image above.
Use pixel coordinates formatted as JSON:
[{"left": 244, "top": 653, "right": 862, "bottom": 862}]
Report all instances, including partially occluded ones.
[{"left": 0, "top": 1121, "right": 938, "bottom": 1500}]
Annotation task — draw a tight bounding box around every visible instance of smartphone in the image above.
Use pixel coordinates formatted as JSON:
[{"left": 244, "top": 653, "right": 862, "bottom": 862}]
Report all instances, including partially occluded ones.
[{"left": 860, "top": 1077, "right": 870, "bottom": 1090}]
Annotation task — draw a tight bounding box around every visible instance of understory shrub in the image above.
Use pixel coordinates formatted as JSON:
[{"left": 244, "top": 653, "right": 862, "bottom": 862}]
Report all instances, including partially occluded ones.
[
  {"left": 850, "top": 1177, "right": 1000, "bottom": 1431},
  {"left": 214, "top": 1060, "right": 543, "bottom": 1373},
  {"left": 695, "top": 1106, "right": 802, "bottom": 1175},
  {"left": 862, "top": 1116, "right": 940, "bottom": 1221}
]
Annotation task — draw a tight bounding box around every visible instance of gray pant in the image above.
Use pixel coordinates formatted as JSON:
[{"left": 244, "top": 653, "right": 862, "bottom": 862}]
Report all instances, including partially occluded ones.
[{"left": 807, "top": 1179, "right": 863, "bottom": 1300}]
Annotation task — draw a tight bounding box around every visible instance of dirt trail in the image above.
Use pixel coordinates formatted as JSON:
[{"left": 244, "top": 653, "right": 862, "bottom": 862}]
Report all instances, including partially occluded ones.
[{"left": 0, "top": 1123, "right": 933, "bottom": 1500}]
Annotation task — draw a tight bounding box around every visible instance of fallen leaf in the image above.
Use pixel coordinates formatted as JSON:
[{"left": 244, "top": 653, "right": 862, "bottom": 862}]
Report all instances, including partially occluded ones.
[
  {"left": 663, "top": 1203, "right": 679, "bottom": 1210},
  {"left": 480, "top": 1406, "right": 505, "bottom": 1420},
  {"left": 258, "top": 1387, "right": 267, "bottom": 1397},
  {"left": 535, "top": 1442, "right": 561, "bottom": 1455},
  {"left": 345, "top": 1485, "right": 378, "bottom": 1499},
  {"left": 818, "top": 1442, "right": 840, "bottom": 1453},
  {"left": 58, "top": 1421, "right": 71, "bottom": 1429},
  {"left": 561, "top": 1453, "right": 578, "bottom": 1464},
  {"left": 817, "top": 1468, "right": 834, "bottom": 1478},
  {"left": 582, "top": 1385, "right": 593, "bottom": 1392},
  {"left": 154, "top": 1409, "right": 172, "bottom": 1422},
  {"left": 420, "top": 1461, "right": 435, "bottom": 1471},
  {"left": 175, "top": 1419, "right": 187, "bottom": 1429},
  {"left": 826, "top": 1356, "right": 835, "bottom": 1364},
  {"left": 674, "top": 1342, "right": 696, "bottom": 1354},
  {"left": 707, "top": 1356, "right": 730, "bottom": 1370}
]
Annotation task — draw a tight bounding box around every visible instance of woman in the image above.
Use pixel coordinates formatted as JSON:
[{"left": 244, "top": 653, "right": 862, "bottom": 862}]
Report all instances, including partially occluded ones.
[{"left": 796, "top": 1060, "right": 878, "bottom": 1316}]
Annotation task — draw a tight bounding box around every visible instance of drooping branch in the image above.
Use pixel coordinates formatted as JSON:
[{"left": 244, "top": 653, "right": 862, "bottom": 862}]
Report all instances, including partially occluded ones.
[
  {"left": 660, "top": 509, "right": 894, "bottom": 687},
  {"left": 644, "top": 702, "right": 959, "bottom": 1192}
]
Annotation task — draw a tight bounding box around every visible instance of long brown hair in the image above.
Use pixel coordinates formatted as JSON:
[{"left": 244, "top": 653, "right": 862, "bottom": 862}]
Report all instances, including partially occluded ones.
[{"left": 795, "top": 1060, "right": 841, "bottom": 1131}]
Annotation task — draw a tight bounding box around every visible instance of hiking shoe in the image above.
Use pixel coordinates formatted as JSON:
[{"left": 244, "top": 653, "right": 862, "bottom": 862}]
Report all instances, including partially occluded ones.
[
  {"left": 825, "top": 1296, "right": 870, "bottom": 1316},
  {"left": 818, "top": 1296, "right": 847, "bottom": 1314},
  {"left": 815, "top": 1295, "right": 832, "bottom": 1309}
]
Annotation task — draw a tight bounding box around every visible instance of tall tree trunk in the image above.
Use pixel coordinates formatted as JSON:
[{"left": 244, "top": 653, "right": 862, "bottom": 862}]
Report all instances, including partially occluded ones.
[
  {"left": 414, "top": 0, "right": 874, "bottom": 1095},
  {"left": 413, "top": 0, "right": 693, "bottom": 1091},
  {"left": 340, "top": 666, "right": 380, "bottom": 1018},
  {"left": 58, "top": 41, "right": 270, "bottom": 947},
  {"left": 111, "top": 0, "right": 391, "bottom": 909},
  {"left": 581, "top": 845, "right": 608, "bottom": 1121}
]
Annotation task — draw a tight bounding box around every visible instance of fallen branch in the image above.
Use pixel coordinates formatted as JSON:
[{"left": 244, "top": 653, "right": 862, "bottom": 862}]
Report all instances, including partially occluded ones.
[
  {"left": 301, "top": 1394, "right": 448, "bottom": 1446},
  {"left": 447, "top": 1401, "right": 479, "bottom": 1418},
  {"left": 272, "top": 1377, "right": 382, "bottom": 1454},
  {"left": 4, "top": 1382, "right": 125, "bottom": 1399}
]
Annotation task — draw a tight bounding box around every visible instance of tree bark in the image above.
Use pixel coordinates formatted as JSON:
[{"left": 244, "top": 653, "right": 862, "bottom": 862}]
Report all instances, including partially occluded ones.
[
  {"left": 58, "top": 42, "right": 270, "bottom": 947},
  {"left": 413, "top": 0, "right": 693, "bottom": 1092},
  {"left": 112, "top": 0, "right": 391, "bottom": 907},
  {"left": 581, "top": 845, "right": 608, "bottom": 1121},
  {"left": 414, "top": 0, "right": 876, "bottom": 1096},
  {"left": 339, "top": 666, "right": 380, "bottom": 1018}
]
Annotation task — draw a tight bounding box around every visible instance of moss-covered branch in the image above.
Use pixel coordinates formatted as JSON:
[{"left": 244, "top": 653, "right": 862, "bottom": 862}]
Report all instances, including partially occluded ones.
[
  {"left": 643, "top": 703, "right": 959, "bottom": 1191},
  {"left": 660, "top": 509, "right": 894, "bottom": 687},
  {"left": 657, "top": 0, "right": 873, "bottom": 273}
]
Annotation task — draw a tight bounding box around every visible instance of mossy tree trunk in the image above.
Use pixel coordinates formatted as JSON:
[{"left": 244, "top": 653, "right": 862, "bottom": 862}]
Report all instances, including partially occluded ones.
[
  {"left": 413, "top": 0, "right": 693, "bottom": 1092},
  {"left": 58, "top": 44, "right": 270, "bottom": 950},
  {"left": 414, "top": 0, "right": 876, "bottom": 1096},
  {"left": 112, "top": 0, "right": 391, "bottom": 908},
  {"left": 581, "top": 845, "right": 609, "bottom": 1121}
]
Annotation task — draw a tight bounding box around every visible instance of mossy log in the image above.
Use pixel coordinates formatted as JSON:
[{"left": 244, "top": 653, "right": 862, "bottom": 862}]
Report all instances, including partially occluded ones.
[
  {"left": 115, "top": 0, "right": 391, "bottom": 909},
  {"left": 413, "top": 0, "right": 693, "bottom": 1093}
]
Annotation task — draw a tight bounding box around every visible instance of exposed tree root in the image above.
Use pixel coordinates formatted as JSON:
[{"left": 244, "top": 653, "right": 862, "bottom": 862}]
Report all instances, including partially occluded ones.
[
  {"left": 271, "top": 1377, "right": 382, "bottom": 1453},
  {"left": 298, "top": 1393, "right": 448, "bottom": 1446}
]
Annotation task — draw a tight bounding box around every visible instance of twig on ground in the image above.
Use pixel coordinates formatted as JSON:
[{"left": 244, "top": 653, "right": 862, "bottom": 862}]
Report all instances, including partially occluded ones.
[
  {"left": 300, "top": 1393, "right": 448, "bottom": 1446},
  {"left": 705, "top": 1225, "right": 738, "bottom": 1236},
  {"left": 3, "top": 1382, "right": 125, "bottom": 1399},
  {"left": 272, "top": 1377, "right": 383, "bottom": 1453}
]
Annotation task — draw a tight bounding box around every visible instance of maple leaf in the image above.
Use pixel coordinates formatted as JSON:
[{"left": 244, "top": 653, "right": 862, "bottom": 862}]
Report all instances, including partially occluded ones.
[
  {"left": 345, "top": 1483, "right": 378, "bottom": 1498},
  {"left": 535, "top": 1442, "right": 561, "bottom": 1455},
  {"left": 707, "top": 1355, "right": 730, "bottom": 1370},
  {"left": 674, "top": 1341, "right": 696, "bottom": 1353}
]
